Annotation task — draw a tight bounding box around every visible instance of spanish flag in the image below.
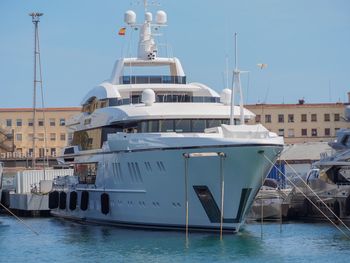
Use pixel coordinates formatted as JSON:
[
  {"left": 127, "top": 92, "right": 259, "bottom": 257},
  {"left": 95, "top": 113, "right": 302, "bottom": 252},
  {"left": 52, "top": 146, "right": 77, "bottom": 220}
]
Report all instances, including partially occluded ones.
[{"left": 118, "top": 27, "right": 126, "bottom": 36}]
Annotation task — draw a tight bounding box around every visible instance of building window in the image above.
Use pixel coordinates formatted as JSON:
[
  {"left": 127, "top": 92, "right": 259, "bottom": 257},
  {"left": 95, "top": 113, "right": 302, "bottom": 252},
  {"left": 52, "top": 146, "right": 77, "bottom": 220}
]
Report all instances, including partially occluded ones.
[
  {"left": 325, "top": 128, "right": 330, "bottom": 136},
  {"left": 301, "top": 129, "right": 307, "bottom": 136},
  {"left": 288, "top": 129, "right": 295, "bottom": 137},
  {"left": 60, "top": 118, "right": 66, "bottom": 126},
  {"left": 278, "top": 129, "right": 284, "bottom": 136},
  {"left": 38, "top": 119, "right": 44, "bottom": 126},
  {"left": 334, "top": 113, "right": 340, "bottom": 121},
  {"left": 50, "top": 148, "right": 56, "bottom": 156},
  {"left": 50, "top": 133, "right": 56, "bottom": 141},
  {"left": 39, "top": 148, "right": 45, "bottom": 158},
  {"left": 311, "top": 114, "right": 317, "bottom": 122},
  {"left": 38, "top": 133, "right": 44, "bottom": 141},
  {"left": 49, "top": 118, "right": 56, "bottom": 126},
  {"left": 265, "top": 115, "right": 271, "bottom": 123},
  {"left": 16, "top": 133, "right": 22, "bottom": 141},
  {"left": 68, "top": 132, "right": 73, "bottom": 143},
  {"left": 278, "top": 114, "right": 284, "bottom": 123},
  {"left": 324, "top": 114, "right": 330, "bottom": 122},
  {"left": 28, "top": 119, "right": 34, "bottom": 126},
  {"left": 28, "top": 133, "right": 34, "bottom": 141},
  {"left": 6, "top": 119, "right": 12, "bottom": 127},
  {"left": 301, "top": 114, "right": 307, "bottom": 122},
  {"left": 311, "top": 128, "right": 317, "bottom": 137},
  {"left": 255, "top": 115, "right": 261, "bottom": 123},
  {"left": 60, "top": 133, "right": 66, "bottom": 141},
  {"left": 16, "top": 119, "right": 22, "bottom": 127},
  {"left": 288, "top": 114, "right": 294, "bottom": 123}
]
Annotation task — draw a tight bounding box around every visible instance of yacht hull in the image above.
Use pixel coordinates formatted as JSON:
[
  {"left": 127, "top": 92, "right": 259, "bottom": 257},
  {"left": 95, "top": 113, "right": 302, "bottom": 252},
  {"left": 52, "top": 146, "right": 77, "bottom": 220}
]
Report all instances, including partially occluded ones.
[{"left": 51, "top": 143, "right": 282, "bottom": 232}]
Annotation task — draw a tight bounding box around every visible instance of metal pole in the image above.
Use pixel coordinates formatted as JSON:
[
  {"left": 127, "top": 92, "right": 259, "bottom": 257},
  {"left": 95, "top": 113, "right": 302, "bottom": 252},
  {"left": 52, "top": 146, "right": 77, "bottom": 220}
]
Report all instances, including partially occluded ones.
[
  {"left": 220, "top": 154, "right": 225, "bottom": 240},
  {"left": 230, "top": 33, "right": 238, "bottom": 125},
  {"left": 29, "top": 12, "right": 43, "bottom": 169},
  {"left": 32, "top": 18, "right": 38, "bottom": 168},
  {"left": 260, "top": 164, "right": 264, "bottom": 239},
  {"left": 184, "top": 154, "right": 189, "bottom": 245}
]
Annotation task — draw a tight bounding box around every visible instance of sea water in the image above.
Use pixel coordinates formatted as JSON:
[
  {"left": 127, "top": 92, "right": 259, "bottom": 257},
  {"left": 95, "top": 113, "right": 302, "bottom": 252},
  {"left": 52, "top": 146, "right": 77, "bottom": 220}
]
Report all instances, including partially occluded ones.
[{"left": 0, "top": 215, "right": 349, "bottom": 263}]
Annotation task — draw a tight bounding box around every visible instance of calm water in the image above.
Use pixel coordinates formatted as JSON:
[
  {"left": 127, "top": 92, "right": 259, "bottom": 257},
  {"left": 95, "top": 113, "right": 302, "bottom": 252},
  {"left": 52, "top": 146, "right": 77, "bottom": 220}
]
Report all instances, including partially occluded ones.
[{"left": 0, "top": 215, "right": 350, "bottom": 263}]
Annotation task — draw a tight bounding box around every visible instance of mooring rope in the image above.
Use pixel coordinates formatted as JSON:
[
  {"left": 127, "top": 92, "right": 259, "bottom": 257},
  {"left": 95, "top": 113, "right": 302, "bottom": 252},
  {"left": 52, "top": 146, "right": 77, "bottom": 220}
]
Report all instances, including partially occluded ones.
[
  {"left": 0, "top": 202, "right": 39, "bottom": 235},
  {"left": 284, "top": 160, "right": 350, "bottom": 233},
  {"left": 262, "top": 153, "right": 350, "bottom": 239}
]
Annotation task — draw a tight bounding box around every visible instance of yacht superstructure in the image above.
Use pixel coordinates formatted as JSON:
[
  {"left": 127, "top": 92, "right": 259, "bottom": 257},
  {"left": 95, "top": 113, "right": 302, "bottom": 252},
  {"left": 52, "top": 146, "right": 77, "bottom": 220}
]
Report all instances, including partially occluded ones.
[{"left": 50, "top": 3, "right": 284, "bottom": 233}]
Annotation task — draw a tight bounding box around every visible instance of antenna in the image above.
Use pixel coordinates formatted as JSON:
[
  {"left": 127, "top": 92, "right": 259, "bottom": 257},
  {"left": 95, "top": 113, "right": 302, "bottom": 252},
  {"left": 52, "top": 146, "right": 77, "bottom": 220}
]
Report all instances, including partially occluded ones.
[
  {"left": 230, "top": 33, "right": 247, "bottom": 125},
  {"left": 124, "top": 1, "right": 167, "bottom": 60}
]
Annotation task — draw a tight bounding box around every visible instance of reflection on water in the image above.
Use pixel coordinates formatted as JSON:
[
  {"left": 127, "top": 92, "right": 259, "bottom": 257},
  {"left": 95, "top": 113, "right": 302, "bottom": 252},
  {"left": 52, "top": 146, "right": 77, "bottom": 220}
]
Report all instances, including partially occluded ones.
[{"left": 0, "top": 215, "right": 350, "bottom": 263}]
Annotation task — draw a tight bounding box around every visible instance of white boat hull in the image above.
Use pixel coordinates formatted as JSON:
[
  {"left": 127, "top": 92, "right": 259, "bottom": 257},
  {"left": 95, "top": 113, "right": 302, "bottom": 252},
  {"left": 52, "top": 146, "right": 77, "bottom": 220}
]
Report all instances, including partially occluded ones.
[{"left": 51, "top": 143, "right": 282, "bottom": 232}]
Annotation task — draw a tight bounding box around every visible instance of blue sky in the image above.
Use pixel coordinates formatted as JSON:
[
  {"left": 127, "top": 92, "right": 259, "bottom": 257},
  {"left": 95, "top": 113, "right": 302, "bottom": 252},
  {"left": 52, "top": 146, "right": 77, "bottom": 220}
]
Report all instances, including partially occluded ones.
[{"left": 0, "top": 0, "right": 349, "bottom": 107}]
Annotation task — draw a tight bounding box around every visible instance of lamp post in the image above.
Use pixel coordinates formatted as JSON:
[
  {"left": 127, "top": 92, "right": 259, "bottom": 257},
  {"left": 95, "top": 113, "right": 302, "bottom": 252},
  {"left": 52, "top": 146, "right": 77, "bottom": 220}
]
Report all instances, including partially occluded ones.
[{"left": 29, "top": 12, "right": 43, "bottom": 168}]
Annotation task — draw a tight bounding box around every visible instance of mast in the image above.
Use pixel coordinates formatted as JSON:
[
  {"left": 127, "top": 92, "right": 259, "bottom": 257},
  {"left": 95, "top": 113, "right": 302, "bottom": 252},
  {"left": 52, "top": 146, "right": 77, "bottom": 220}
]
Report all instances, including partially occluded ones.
[
  {"left": 29, "top": 12, "right": 43, "bottom": 168},
  {"left": 230, "top": 33, "right": 245, "bottom": 125},
  {"left": 124, "top": 0, "right": 167, "bottom": 60}
]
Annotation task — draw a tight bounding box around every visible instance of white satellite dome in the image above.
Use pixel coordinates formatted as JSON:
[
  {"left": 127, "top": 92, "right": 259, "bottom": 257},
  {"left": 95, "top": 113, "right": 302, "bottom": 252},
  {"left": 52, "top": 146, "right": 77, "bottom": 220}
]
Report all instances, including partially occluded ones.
[
  {"left": 220, "top": 88, "right": 232, "bottom": 105},
  {"left": 124, "top": 10, "right": 136, "bottom": 25},
  {"left": 142, "top": 89, "right": 156, "bottom": 106},
  {"left": 145, "top": 12, "right": 153, "bottom": 22},
  {"left": 156, "top": 10, "right": 167, "bottom": 24}
]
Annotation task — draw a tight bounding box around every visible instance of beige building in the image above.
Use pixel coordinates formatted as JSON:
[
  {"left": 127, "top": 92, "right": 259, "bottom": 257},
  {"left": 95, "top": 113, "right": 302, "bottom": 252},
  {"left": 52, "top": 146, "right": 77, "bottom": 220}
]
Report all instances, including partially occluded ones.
[
  {"left": 246, "top": 102, "right": 350, "bottom": 144},
  {"left": 0, "top": 107, "right": 81, "bottom": 158}
]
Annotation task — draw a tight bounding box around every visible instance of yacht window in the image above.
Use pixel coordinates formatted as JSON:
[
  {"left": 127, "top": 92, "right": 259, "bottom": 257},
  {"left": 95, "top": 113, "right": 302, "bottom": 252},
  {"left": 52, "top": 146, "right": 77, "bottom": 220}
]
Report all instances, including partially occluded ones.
[
  {"left": 222, "top": 119, "right": 230, "bottom": 125},
  {"left": 108, "top": 98, "right": 118, "bottom": 106},
  {"left": 207, "top": 119, "right": 221, "bottom": 128},
  {"left": 192, "top": 119, "right": 206, "bottom": 132},
  {"left": 159, "top": 120, "right": 174, "bottom": 132},
  {"left": 72, "top": 129, "right": 102, "bottom": 150},
  {"left": 75, "top": 163, "right": 97, "bottom": 184},
  {"left": 148, "top": 120, "right": 159, "bottom": 132},
  {"left": 175, "top": 119, "right": 191, "bottom": 132},
  {"left": 131, "top": 95, "right": 141, "bottom": 104}
]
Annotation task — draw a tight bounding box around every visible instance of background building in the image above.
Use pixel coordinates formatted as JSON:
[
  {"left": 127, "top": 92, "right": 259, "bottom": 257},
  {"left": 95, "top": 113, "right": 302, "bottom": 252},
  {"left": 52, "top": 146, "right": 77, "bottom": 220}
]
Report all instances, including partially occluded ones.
[
  {"left": 0, "top": 107, "right": 80, "bottom": 159},
  {"left": 246, "top": 101, "right": 350, "bottom": 144}
]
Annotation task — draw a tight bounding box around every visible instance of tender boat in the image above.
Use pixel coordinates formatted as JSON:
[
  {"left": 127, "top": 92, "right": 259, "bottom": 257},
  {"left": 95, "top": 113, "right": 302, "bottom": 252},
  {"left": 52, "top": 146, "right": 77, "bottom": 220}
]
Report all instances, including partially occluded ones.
[
  {"left": 248, "top": 178, "right": 293, "bottom": 220},
  {"left": 50, "top": 2, "right": 284, "bottom": 233}
]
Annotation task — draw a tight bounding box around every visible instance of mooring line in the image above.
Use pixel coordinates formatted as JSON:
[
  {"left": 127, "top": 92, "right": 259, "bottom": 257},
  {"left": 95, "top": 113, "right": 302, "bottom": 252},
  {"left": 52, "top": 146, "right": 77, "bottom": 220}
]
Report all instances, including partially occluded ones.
[
  {"left": 0, "top": 202, "right": 39, "bottom": 235},
  {"left": 283, "top": 160, "right": 350, "bottom": 234},
  {"left": 262, "top": 153, "right": 350, "bottom": 239}
]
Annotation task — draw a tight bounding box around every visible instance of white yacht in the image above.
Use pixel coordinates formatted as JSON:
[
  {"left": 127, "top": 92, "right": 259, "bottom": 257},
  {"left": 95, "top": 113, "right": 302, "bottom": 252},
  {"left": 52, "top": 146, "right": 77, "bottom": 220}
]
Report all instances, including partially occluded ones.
[{"left": 50, "top": 3, "right": 284, "bottom": 233}]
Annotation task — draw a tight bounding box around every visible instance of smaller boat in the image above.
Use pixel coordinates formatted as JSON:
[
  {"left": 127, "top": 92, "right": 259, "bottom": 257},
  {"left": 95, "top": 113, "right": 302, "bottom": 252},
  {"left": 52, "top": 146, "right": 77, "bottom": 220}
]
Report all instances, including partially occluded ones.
[
  {"left": 289, "top": 128, "right": 350, "bottom": 222},
  {"left": 248, "top": 178, "right": 293, "bottom": 220},
  {"left": 0, "top": 162, "right": 3, "bottom": 203}
]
